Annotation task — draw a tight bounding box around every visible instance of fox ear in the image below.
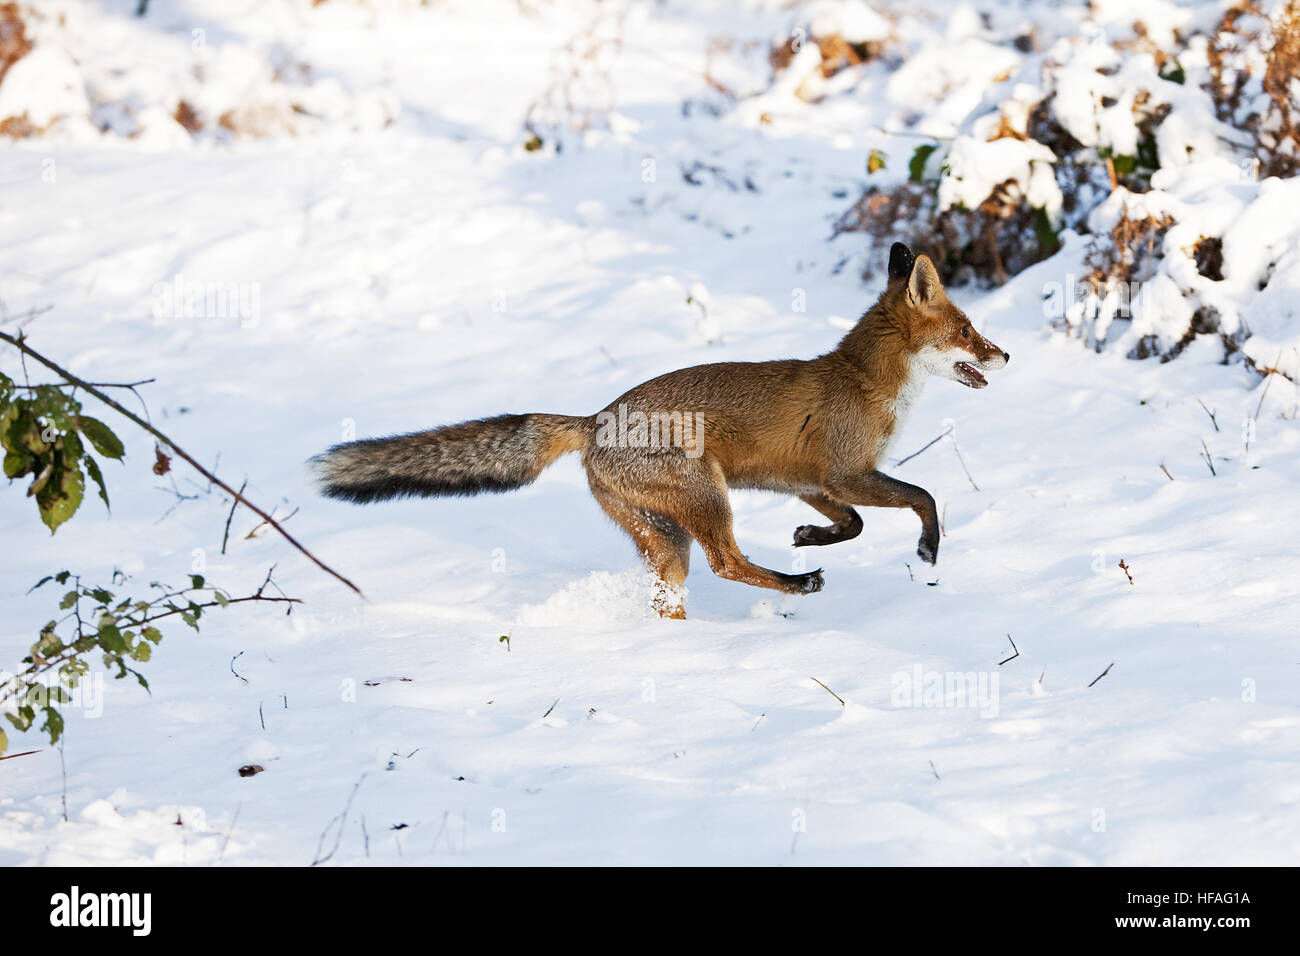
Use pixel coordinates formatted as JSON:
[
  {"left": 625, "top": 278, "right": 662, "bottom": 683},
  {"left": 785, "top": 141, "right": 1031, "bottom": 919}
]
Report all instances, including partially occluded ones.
[
  {"left": 907, "top": 254, "right": 941, "bottom": 305},
  {"left": 887, "top": 242, "right": 915, "bottom": 280}
]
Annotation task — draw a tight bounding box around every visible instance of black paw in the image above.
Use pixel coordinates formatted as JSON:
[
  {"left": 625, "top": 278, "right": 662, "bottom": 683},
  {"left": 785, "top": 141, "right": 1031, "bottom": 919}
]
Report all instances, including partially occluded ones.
[
  {"left": 917, "top": 535, "right": 939, "bottom": 566},
  {"left": 793, "top": 524, "right": 827, "bottom": 547},
  {"left": 792, "top": 568, "right": 825, "bottom": 594}
]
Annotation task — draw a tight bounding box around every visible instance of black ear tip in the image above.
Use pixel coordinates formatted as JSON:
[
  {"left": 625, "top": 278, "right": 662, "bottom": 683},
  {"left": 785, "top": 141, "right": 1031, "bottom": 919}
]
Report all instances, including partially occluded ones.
[{"left": 888, "top": 242, "right": 915, "bottom": 280}]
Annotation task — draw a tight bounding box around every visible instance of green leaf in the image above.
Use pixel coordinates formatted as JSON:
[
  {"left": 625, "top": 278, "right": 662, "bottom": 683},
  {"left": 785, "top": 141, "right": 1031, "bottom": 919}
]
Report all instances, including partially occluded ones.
[
  {"left": 98, "top": 622, "right": 127, "bottom": 654},
  {"left": 867, "top": 149, "right": 887, "bottom": 174},
  {"left": 41, "top": 707, "right": 64, "bottom": 745},
  {"left": 76, "top": 416, "right": 125, "bottom": 460},
  {"left": 59, "top": 590, "right": 79, "bottom": 610},
  {"left": 1032, "top": 206, "right": 1062, "bottom": 258},
  {"left": 190, "top": 574, "right": 205, "bottom": 589},
  {"left": 130, "top": 642, "right": 151, "bottom": 662},
  {"left": 4, "top": 448, "right": 34, "bottom": 479},
  {"left": 0, "top": 403, "right": 23, "bottom": 453},
  {"left": 213, "top": 590, "right": 230, "bottom": 607},
  {"left": 37, "top": 460, "right": 84, "bottom": 534},
  {"left": 0, "top": 728, "right": 7, "bottom": 756},
  {"left": 1136, "top": 134, "right": 1159, "bottom": 171},
  {"left": 84, "top": 456, "right": 110, "bottom": 511},
  {"left": 60, "top": 429, "right": 84, "bottom": 463},
  {"left": 6, "top": 706, "right": 33, "bottom": 732},
  {"left": 34, "top": 626, "right": 63, "bottom": 660},
  {"left": 90, "top": 588, "right": 113, "bottom": 605},
  {"left": 909, "top": 144, "right": 938, "bottom": 183},
  {"left": 142, "top": 626, "right": 163, "bottom": 644}
]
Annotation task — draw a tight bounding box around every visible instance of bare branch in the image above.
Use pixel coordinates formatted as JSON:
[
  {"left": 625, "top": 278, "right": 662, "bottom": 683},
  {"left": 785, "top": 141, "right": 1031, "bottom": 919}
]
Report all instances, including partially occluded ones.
[{"left": 0, "top": 329, "right": 363, "bottom": 597}]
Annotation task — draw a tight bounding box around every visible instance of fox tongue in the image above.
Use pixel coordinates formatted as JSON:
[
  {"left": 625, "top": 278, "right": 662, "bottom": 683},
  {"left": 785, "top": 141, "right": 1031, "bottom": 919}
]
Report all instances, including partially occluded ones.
[{"left": 955, "top": 362, "right": 987, "bottom": 386}]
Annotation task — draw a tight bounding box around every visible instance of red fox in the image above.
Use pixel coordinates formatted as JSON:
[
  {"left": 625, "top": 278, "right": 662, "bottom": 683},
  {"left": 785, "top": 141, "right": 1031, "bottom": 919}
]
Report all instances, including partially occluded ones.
[{"left": 311, "top": 243, "right": 1008, "bottom": 618}]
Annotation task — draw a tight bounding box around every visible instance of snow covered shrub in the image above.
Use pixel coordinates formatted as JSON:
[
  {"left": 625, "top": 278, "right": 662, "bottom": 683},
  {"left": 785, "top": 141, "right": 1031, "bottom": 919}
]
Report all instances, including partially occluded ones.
[
  {"left": 1058, "top": 203, "right": 1176, "bottom": 354},
  {"left": 0, "top": 3, "right": 89, "bottom": 139},
  {"left": 0, "top": 1, "right": 35, "bottom": 137},
  {"left": 522, "top": 7, "right": 627, "bottom": 153},
  {"left": 1062, "top": 161, "right": 1300, "bottom": 373},
  {"left": 768, "top": 0, "right": 892, "bottom": 102},
  {"left": 0, "top": 2, "right": 29, "bottom": 84},
  {"left": 833, "top": 127, "right": 1063, "bottom": 287},
  {"left": 1208, "top": 0, "right": 1300, "bottom": 177},
  {"left": 0, "top": 3, "right": 397, "bottom": 144}
]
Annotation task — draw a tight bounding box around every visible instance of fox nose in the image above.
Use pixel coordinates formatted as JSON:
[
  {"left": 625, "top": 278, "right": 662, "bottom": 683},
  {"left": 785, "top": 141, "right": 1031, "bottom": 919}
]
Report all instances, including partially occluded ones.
[{"left": 1003, "top": 351, "right": 1010, "bottom": 363}]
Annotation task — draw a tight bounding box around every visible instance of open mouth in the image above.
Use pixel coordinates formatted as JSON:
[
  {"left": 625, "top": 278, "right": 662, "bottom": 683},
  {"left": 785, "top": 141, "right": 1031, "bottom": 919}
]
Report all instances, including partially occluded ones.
[{"left": 954, "top": 361, "right": 988, "bottom": 389}]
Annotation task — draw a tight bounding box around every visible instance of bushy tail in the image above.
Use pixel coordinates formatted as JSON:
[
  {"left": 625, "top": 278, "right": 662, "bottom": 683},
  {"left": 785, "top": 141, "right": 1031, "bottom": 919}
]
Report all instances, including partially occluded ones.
[{"left": 310, "top": 413, "right": 590, "bottom": 504}]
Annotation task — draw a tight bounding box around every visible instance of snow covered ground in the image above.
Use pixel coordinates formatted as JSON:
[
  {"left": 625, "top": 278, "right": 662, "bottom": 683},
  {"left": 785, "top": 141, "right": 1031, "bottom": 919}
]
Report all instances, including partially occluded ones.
[{"left": 1, "top": 0, "right": 1298, "bottom": 865}]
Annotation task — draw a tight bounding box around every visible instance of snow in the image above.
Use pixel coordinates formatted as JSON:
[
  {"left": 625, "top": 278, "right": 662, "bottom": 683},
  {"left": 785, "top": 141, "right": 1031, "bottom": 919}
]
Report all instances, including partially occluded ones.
[{"left": 1, "top": 0, "right": 1298, "bottom": 866}]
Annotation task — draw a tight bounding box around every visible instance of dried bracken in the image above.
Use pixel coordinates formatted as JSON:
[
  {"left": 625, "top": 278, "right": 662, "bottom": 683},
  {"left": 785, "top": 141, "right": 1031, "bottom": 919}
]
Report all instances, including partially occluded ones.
[
  {"left": 0, "top": 0, "right": 34, "bottom": 138},
  {"left": 0, "top": 1, "right": 30, "bottom": 85},
  {"left": 1259, "top": 0, "right": 1300, "bottom": 176},
  {"left": 769, "top": 32, "right": 883, "bottom": 81},
  {"left": 1208, "top": 0, "right": 1265, "bottom": 122},
  {"left": 834, "top": 177, "right": 1060, "bottom": 287},
  {"left": 1208, "top": 0, "right": 1300, "bottom": 177},
  {"left": 173, "top": 99, "right": 202, "bottom": 134}
]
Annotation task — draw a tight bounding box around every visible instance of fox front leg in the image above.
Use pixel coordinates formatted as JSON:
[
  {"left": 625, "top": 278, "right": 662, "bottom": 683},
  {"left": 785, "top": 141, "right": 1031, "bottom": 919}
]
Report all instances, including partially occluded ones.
[
  {"left": 824, "top": 471, "right": 940, "bottom": 565},
  {"left": 792, "top": 493, "right": 863, "bottom": 547}
]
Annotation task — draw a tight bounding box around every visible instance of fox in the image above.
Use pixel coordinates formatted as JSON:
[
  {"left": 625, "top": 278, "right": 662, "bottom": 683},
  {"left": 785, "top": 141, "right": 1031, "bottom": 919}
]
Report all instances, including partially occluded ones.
[{"left": 310, "top": 243, "right": 1009, "bottom": 618}]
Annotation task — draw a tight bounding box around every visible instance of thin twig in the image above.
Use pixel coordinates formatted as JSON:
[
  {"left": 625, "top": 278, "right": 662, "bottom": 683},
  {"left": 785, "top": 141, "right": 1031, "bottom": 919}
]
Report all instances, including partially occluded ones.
[
  {"left": 1253, "top": 348, "right": 1283, "bottom": 423},
  {"left": 58, "top": 735, "right": 68, "bottom": 822},
  {"left": 310, "top": 774, "right": 366, "bottom": 866},
  {"left": 1195, "top": 397, "right": 1219, "bottom": 431},
  {"left": 220, "top": 478, "right": 248, "bottom": 555},
  {"left": 1118, "top": 559, "right": 1134, "bottom": 585},
  {"left": 951, "top": 438, "right": 980, "bottom": 491},
  {"left": 216, "top": 803, "right": 241, "bottom": 865},
  {"left": 245, "top": 506, "right": 298, "bottom": 540},
  {"left": 13, "top": 378, "right": 156, "bottom": 391},
  {"left": 1088, "top": 662, "right": 1114, "bottom": 688},
  {"left": 809, "top": 676, "right": 845, "bottom": 707},
  {"left": 0, "top": 749, "right": 42, "bottom": 761},
  {"left": 0, "top": 329, "right": 363, "bottom": 597},
  {"left": 894, "top": 425, "right": 954, "bottom": 467},
  {"left": 997, "top": 634, "right": 1019, "bottom": 666}
]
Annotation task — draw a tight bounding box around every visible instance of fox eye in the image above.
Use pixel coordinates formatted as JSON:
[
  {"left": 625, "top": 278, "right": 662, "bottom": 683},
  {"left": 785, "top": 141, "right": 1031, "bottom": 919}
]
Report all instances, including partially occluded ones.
[{"left": 961, "top": 327, "right": 970, "bottom": 338}]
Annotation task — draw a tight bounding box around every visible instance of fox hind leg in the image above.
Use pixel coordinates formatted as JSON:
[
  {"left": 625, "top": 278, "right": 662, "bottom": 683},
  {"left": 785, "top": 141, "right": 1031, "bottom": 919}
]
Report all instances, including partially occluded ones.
[
  {"left": 672, "top": 469, "right": 824, "bottom": 596},
  {"left": 792, "top": 493, "right": 863, "bottom": 547},
  {"left": 591, "top": 486, "right": 692, "bottom": 619}
]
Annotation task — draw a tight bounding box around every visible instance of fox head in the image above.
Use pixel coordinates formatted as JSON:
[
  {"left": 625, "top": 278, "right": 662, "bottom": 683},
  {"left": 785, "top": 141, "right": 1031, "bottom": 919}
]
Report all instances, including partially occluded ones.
[{"left": 885, "top": 242, "right": 1009, "bottom": 389}]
